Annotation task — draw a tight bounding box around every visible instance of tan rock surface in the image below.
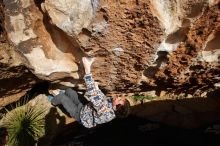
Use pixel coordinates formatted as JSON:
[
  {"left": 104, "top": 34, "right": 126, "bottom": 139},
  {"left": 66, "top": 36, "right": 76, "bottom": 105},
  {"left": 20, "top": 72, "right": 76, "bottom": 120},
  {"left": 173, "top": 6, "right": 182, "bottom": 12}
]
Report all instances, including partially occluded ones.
[{"left": 0, "top": 0, "right": 219, "bottom": 112}]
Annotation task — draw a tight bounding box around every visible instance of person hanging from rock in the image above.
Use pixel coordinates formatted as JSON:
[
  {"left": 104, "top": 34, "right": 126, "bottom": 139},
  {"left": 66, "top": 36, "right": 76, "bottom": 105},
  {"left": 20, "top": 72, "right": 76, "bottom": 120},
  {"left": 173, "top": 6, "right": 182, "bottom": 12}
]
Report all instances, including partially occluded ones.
[{"left": 48, "top": 57, "right": 130, "bottom": 128}]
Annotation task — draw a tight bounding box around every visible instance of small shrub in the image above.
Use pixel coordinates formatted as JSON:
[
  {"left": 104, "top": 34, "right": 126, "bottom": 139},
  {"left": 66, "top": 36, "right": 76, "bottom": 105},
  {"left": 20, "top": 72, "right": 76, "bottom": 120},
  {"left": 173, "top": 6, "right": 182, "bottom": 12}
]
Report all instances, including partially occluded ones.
[
  {"left": 1, "top": 103, "right": 47, "bottom": 146},
  {"left": 132, "top": 95, "right": 157, "bottom": 101}
]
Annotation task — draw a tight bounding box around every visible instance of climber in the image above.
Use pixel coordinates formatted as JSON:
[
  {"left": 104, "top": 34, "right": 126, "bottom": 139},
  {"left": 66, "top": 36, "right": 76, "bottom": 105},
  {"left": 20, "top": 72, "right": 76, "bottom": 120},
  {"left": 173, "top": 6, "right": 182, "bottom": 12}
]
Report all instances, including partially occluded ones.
[{"left": 48, "top": 57, "right": 130, "bottom": 128}]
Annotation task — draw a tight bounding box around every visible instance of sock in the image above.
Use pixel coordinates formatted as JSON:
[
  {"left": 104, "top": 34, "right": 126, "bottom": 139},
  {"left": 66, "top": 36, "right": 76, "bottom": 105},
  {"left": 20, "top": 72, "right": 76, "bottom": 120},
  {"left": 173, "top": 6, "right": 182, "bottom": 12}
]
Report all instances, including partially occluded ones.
[{"left": 47, "top": 95, "right": 54, "bottom": 102}]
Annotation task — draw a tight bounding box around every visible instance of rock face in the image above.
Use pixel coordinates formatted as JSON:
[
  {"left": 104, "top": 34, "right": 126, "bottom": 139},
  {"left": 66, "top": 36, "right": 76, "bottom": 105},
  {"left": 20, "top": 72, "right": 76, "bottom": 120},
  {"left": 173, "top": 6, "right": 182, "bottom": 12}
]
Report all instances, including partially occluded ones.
[
  {"left": 0, "top": 43, "right": 39, "bottom": 106},
  {"left": 0, "top": 0, "right": 219, "bottom": 110},
  {"left": 149, "top": 1, "right": 219, "bottom": 97},
  {"left": 42, "top": 0, "right": 97, "bottom": 37},
  {"left": 0, "top": 1, "right": 38, "bottom": 106},
  {"left": 3, "top": 0, "right": 80, "bottom": 78}
]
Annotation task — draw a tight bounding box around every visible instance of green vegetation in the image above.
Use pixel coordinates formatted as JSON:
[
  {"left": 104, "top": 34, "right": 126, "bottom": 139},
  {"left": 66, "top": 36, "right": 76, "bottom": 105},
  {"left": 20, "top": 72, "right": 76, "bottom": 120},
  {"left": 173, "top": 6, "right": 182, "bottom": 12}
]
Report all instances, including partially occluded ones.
[
  {"left": 132, "top": 95, "right": 157, "bottom": 101},
  {"left": 1, "top": 99, "right": 47, "bottom": 146}
]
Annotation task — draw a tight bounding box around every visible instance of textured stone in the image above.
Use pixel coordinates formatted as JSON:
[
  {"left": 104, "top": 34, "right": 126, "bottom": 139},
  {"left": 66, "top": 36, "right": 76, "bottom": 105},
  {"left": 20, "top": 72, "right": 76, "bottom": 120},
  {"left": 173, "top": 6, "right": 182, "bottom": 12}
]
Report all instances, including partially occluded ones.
[
  {"left": 42, "top": 0, "right": 96, "bottom": 37},
  {"left": 0, "top": 0, "right": 220, "bottom": 108},
  {"left": 4, "top": 0, "right": 80, "bottom": 78}
]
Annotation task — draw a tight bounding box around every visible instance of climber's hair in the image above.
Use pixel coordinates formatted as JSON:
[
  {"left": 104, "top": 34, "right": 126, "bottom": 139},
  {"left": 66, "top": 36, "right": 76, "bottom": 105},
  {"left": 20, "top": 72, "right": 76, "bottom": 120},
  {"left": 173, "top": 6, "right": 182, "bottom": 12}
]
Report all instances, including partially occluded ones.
[{"left": 114, "top": 99, "right": 130, "bottom": 119}]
